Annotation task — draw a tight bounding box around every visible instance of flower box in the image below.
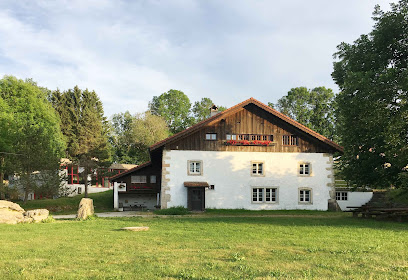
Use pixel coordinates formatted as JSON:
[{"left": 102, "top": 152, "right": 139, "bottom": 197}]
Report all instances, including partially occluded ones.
[{"left": 224, "top": 140, "right": 275, "bottom": 146}]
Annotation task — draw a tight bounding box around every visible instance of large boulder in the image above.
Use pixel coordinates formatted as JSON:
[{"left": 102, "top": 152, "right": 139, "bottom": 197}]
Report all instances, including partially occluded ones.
[
  {"left": 0, "top": 200, "right": 25, "bottom": 224},
  {"left": 77, "top": 198, "right": 94, "bottom": 220},
  {"left": 24, "top": 209, "right": 49, "bottom": 223}
]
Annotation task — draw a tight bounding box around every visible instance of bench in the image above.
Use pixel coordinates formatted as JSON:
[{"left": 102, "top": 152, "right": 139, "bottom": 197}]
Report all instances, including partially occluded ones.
[{"left": 347, "top": 206, "right": 408, "bottom": 221}]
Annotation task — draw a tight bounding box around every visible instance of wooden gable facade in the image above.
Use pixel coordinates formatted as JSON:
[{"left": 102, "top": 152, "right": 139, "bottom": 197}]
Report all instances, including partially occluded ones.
[{"left": 151, "top": 98, "right": 342, "bottom": 154}]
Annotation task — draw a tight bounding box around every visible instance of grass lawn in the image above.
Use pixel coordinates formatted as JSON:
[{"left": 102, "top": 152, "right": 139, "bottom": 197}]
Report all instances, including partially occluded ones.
[
  {"left": 19, "top": 190, "right": 114, "bottom": 214},
  {"left": 0, "top": 215, "right": 407, "bottom": 279}
]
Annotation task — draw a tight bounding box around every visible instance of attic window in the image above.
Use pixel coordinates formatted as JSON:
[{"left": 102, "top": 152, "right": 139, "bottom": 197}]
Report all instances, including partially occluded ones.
[
  {"left": 283, "top": 135, "right": 298, "bottom": 146},
  {"left": 206, "top": 133, "right": 217, "bottom": 140}
]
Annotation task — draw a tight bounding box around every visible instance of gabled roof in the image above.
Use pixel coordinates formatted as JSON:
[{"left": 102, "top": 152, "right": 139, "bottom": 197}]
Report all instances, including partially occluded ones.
[
  {"left": 150, "top": 97, "right": 343, "bottom": 152},
  {"left": 110, "top": 161, "right": 151, "bottom": 181}
]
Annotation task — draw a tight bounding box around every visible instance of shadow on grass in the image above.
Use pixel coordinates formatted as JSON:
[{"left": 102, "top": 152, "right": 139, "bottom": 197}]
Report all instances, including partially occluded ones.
[{"left": 105, "top": 215, "right": 408, "bottom": 232}]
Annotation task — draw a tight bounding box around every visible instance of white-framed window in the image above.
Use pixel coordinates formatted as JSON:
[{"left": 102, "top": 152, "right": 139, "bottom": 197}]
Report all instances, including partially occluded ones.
[
  {"left": 283, "top": 135, "right": 298, "bottom": 146},
  {"left": 336, "top": 191, "right": 348, "bottom": 201},
  {"left": 265, "top": 188, "right": 277, "bottom": 202},
  {"left": 299, "top": 163, "right": 311, "bottom": 176},
  {"left": 252, "top": 187, "right": 278, "bottom": 203},
  {"left": 299, "top": 188, "right": 312, "bottom": 204},
  {"left": 251, "top": 162, "right": 264, "bottom": 176},
  {"left": 188, "top": 160, "right": 202, "bottom": 175},
  {"left": 131, "top": 175, "right": 147, "bottom": 183},
  {"left": 252, "top": 188, "right": 263, "bottom": 203},
  {"left": 205, "top": 133, "right": 217, "bottom": 140},
  {"left": 150, "top": 175, "right": 157, "bottom": 184}
]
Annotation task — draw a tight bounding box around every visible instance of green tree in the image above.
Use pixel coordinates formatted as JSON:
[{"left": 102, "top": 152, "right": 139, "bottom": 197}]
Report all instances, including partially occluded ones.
[
  {"left": 192, "top": 97, "right": 227, "bottom": 123},
  {"left": 51, "top": 87, "right": 112, "bottom": 197},
  {"left": 149, "top": 89, "right": 193, "bottom": 134},
  {"left": 271, "top": 87, "right": 337, "bottom": 140},
  {"left": 332, "top": 0, "right": 408, "bottom": 188},
  {"left": 0, "top": 76, "right": 66, "bottom": 201},
  {"left": 110, "top": 111, "right": 169, "bottom": 164},
  {"left": 110, "top": 111, "right": 136, "bottom": 164},
  {"left": 0, "top": 94, "right": 14, "bottom": 194}
]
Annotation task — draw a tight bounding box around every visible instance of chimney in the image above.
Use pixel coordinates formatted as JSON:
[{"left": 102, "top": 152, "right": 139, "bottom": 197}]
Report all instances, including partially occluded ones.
[{"left": 210, "top": 104, "right": 219, "bottom": 117}]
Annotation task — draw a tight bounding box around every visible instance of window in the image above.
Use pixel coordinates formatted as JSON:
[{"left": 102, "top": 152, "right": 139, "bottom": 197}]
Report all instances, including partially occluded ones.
[
  {"left": 252, "top": 187, "right": 278, "bottom": 203},
  {"left": 131, "top": 175, "right": 147, "bottom": 183},
  {"left": 188, "top": 160, "right": 202, "bottom": 175},
  {"left": 226, "top": 134, "right": 237, "bottom": 140},
  {"left": 252, "top": 188, "right": 263, "bottom": 202},
  {"left": 299, "top": 163, "right": 311, "bottom": 176},
  {"left": 251, "top": 162, "right": 264, "bottom": 176},
  {"left": 265, "top": 188, "right": 277, "bottom": 202},
  {"left": 150, "top": 175, "right": 157, "bottom": 184},
  {"left": 283, "top": 135, "right": 298, "bottom": 146},
  {"left": 336, "top": 191, "right": 348, "bottom": 201},
  {"left": 77, "top": 187, "right": 82, "bottom": 194},
  {"left": 299, "top": 188, "right": 312, "bottom": 204},
  {"left": 206, "top": 133, "right": 217, "bottom": 140}
]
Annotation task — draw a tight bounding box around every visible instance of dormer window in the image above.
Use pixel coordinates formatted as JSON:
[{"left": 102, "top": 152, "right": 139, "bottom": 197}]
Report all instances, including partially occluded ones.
[{"left": 206, "top": 133, "right": 217, "bottom": 140}]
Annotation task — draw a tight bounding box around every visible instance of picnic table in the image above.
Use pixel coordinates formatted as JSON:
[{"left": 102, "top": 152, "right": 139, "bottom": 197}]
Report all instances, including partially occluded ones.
[{"left": 347, "top": 206, "right": 408, "bottom": 222}]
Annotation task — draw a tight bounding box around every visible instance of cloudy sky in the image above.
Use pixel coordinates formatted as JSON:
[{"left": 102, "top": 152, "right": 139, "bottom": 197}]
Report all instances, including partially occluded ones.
[{"left": 0, "top": 0, "right": 395, "bottom": 117}]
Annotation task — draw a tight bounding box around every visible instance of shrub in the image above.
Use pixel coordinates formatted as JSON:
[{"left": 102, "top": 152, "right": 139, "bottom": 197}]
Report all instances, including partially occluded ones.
[
  {"left": 41, "top": 216, "right": 56, "bottom": 223},
  {"left": 154, "top": 206, "right": 189, "bottom": 215}
]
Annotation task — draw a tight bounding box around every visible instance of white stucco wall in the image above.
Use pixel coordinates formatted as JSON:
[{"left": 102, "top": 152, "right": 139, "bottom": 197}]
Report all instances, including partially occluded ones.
[
  {"left": 336, "top": 192, "right": 373, "bottom": 211},
  {"left": 162, "top": 150, "right": 334, "bottom": 210}
]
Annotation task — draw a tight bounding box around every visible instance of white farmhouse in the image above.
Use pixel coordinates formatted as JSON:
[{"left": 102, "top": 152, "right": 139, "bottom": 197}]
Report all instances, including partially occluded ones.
[{"left": 111, "top": 98, "right": 343, "bottom": 211}]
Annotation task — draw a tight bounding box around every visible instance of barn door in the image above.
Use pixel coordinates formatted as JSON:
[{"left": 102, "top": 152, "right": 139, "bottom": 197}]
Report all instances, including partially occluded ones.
[{"left": 188, "top": 187, "right": 205, "bottom": 211}]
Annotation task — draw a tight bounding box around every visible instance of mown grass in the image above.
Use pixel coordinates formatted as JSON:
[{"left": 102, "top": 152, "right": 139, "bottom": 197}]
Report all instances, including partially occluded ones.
[
  {"left": 0, "top": 215, "right": 407, "bottom": 279},
  {"left": 20, "top": 190, "right": 113, "bottom": 214},
  {"left": 204, "top": 208, "right": 348, "bottom": 217}
]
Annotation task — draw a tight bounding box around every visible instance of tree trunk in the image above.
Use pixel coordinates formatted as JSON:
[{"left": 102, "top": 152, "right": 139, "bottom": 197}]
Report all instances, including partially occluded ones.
[
  {"left": 0, "top": 157, "right": 4, "bottom": 199},
  {"left": 84, "top": 171, "right": 89, "bottom": 198},
  {"left": 23, "top": 188, "right": 28, "bottom": 203}
]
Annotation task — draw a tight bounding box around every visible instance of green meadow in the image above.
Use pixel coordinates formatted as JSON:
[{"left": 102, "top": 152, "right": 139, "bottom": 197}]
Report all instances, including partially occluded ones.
[{"left": 0, "top": 214, "right": 407, "bottom": 279}]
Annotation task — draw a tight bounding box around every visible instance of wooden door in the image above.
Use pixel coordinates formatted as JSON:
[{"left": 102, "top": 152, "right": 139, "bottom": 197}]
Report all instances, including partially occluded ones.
[{"left": 188, "top": 187, "right": 205, "bottom": 211}]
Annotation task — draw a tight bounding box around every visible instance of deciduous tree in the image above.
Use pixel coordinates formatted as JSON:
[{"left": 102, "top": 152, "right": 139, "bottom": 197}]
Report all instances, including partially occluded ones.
[
  {"left": 192, "top": 97, "right": 227, "bottom": 123},
  {"left": 0, "top": 76, "right": 66, "bottom": 200},
  {"left": 332, "top": 0, "right": 408, "bottom": 188},
  {"left": 271, "top": 87, "right": 337, "bottom": 140},
  {"left": 110, "top": 111, "right": 169, "bottom": 163},
  {"left": 149, "top": 89, "right": 193, "bottom": 134}
]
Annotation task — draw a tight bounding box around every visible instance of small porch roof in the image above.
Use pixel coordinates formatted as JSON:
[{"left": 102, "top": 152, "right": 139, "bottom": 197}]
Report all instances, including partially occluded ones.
[{"left": 183, "top": 182, "right": 209, "bottom": 188}]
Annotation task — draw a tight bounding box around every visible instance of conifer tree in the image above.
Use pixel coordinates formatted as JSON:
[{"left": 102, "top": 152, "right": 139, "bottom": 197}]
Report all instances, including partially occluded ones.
[{"left": 51, "top": 87, "right": 111, "bottom": 197}]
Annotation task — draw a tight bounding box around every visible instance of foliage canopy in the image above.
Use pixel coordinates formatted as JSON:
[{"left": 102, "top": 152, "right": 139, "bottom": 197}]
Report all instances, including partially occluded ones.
[{"left": 332, "top": 0, "right": 408, "bottom": 188}]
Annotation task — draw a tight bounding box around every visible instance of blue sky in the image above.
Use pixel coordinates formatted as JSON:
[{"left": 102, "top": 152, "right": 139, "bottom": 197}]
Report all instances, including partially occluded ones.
[{"left": 0, "top": 0, "right": 395, "bottom": 117}]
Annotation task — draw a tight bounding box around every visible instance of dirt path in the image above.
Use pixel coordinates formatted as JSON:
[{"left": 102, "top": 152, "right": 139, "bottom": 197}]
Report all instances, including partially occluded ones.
[{"left": 53, "top": 212, "right": 346, "bottom": 219}]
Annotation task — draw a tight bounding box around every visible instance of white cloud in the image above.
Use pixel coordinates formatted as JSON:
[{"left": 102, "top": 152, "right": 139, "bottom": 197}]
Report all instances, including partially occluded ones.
[{"left": 0, "top": 0, "right": 396, "bottom": 116}]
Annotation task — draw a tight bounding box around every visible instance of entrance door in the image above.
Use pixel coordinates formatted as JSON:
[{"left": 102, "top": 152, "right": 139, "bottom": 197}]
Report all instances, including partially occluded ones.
[{"left": 187, "top": 187, "right": 205, "bottom": 211}]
